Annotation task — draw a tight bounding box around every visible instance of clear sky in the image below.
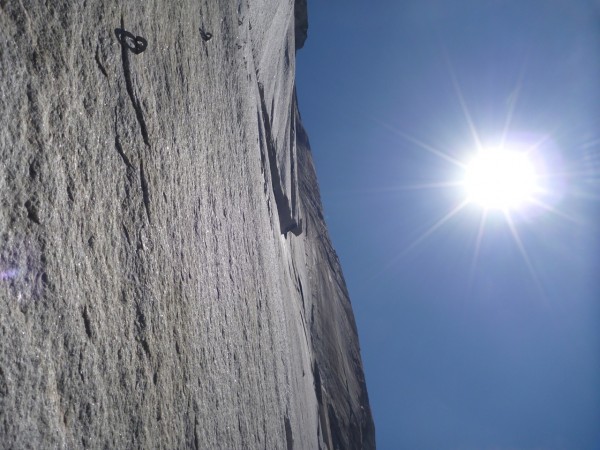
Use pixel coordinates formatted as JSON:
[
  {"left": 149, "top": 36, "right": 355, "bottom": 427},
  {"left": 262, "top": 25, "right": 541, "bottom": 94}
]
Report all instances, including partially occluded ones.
[{"left": 296, "top": 1, "right": 600, "bottom": 449}]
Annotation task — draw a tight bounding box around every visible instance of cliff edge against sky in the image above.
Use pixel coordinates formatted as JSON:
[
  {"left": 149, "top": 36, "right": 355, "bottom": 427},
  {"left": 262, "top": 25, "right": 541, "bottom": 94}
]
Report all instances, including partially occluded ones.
[{"left": 0, "top": 1, "right": 375, "bottom": 448}]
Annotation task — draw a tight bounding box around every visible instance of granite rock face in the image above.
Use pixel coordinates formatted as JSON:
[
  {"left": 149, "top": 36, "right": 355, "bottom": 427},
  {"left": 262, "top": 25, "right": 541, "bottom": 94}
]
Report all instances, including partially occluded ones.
[{"left": 0, "top": 1, "right": 374, "bottom": 449}]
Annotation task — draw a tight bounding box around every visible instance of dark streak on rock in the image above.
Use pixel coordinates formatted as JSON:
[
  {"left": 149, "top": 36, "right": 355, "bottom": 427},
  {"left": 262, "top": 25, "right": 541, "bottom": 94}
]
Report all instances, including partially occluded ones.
[
  {"left": 114, "top": 135, "right": 132, "bottom": 168},
  {"left": 82, "top": 306, "right": 93, "bottom": 339},
  {"left": 193, "top": 416, "right": 200, "bottom": 450},
  {"left": 284, "top": 415, "right": 294, "bottom": 450},
  {"left": 294, "top": 0, "right": 308, "bottom": 51},
  {"left": 135, "top": 303, "right": 146, "bottom": 331},
  {"left": 114, "top": 134, "right": 136, "bottom": 183},
  {"left": 120, "top": 288, "right": 128, "bottom": 304},
  {"left": 313, "top": 361, "right": 323, "bottom": 406},
  {"left": 66, "top": 179, "right": 75, "bottom": 202},
  {"left": 327, "top": 404, "right": 344, "bottom": 450},
  {"left": 122, "top": 223, "right": 131, "bottom": 246},
  {"left": 140, "top": 339, "right": 151, "bottom": 358},
  {"left": 0, "top": 367, "right": 8, "bottom": 397},
  {"left": 134, "top": 302, "right": 151, "bottom": 358},
  {"left": 116, "top": 17, "right": 150, "bottom": 148},
  {"left": 94, "top": 45, "right": 108, "bottom": 78},
  {"left": 29, "top": 159, "right": 40, "bottom": 179},
  {"left": 140, "top": 160, "right": 152, "bottom": 224},
  {"left": 199, "top": 28, "right": 212, "bottom": 42}
]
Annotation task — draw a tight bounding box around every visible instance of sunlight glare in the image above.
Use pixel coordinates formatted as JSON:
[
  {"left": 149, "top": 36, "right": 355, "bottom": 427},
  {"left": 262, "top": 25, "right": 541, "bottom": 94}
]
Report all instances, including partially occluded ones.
[{"left": 464, "top": 147, "right": 539, "bottom": 210}]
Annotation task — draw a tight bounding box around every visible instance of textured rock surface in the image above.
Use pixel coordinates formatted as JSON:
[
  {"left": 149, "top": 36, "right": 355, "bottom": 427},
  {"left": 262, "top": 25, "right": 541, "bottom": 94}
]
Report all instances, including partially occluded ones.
[{"left": 0, "top": 1, "right": 374, "bottom": 449}]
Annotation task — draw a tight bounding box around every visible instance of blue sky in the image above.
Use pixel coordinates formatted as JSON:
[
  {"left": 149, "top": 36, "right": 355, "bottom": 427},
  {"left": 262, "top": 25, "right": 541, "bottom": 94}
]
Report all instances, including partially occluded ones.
[{"left": 296, "top": 1, "right": 600, "bottom": 449}]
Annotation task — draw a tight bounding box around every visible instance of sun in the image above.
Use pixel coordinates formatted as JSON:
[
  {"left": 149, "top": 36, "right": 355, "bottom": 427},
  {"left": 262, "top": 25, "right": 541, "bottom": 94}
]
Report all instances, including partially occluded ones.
[
  {"left": 373, "top": 52, "right": 573, "bottom": 295},
  {"left": 463, "top": 147, "right": 539, "bottom": 210}
]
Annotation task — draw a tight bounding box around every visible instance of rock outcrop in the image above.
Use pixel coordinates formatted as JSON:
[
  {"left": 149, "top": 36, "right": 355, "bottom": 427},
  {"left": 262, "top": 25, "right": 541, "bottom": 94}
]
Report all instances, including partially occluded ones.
[{"left": 0, "top": 1, "right": 374, "bottom": 448}]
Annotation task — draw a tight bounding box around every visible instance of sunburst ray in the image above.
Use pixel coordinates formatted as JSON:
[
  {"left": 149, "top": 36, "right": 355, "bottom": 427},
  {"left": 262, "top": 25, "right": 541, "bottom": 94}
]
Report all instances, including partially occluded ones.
[
  {"left": 468, "top": 210, "right": 488, "bottom": 293},
  {"left": 373, "top": 117, "right": 466, "bottom": 169},
  {"left": 443, "top": 48, "right": 483, "bottom": 152},
  {"left": 503, "top": 211, "right": 546, "bottom": 299}
]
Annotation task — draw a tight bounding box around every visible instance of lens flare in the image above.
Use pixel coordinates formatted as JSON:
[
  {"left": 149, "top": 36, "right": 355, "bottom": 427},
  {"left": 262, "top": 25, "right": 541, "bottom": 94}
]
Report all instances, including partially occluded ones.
[{"left": 0, "top": 268, "right": 19, "bottom": 281}]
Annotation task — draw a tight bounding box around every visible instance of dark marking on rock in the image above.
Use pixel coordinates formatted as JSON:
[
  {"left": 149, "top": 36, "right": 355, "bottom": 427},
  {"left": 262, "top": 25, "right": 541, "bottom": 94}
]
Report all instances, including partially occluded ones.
[
  {"left": 134, "top": 302, "right": 151, "bottom": 357},
  {"left": 313, "top": 360, "right": 323, "bottom": 406},
  {"left": 327, "top": 403, "right": 344, "bottom": 450},
  {"left": 66, "top": 178, "right": 75, "bottom": 202},
  {"left": 135, "top": 304, "right": 146, "bottom": 331},
  {"left": 193, "top": 416, "right": 200, "bottom": 450},
  {"left": 139, "top": 160, "right": 152, "bottom": 224},
  {"left": 284, "top": 44, "right": 290, "bottom": 68},
  {"left": 82, "top": 306, "right": 93, "bottom": 339},
  {"left": 115, "top": 18, "right": 150, "bottom": 147},
  {"left": 284, "top": 415, "right": 294, "bottom": 450},
  {"left": 298, "top": 278, "right": 305, "bottom": 310},
  {"left": 114, "top": 135, "right": 132, "bottom": 168},
  {"left": 0, "top": 367, "right": 8, "bottom": 397},
  {"left": 94, "top": 45, "right": 108, "bottom": 77},
  {"left": 199, "top": 28, "right": 212, "bottom": 42},
  {"left": 114, "top": 134, "right": 135, "bottom": 182},
  {"left": 122, "top": 223, "right": 132, "bottom": 246},
  {"left": 78, "top": 350, "right": 85, "bottom": 382},
  {"left": 115, "top": 28, "right": 147, "bottom": 55},
  {"left": 29, "top": 159, "right": 39, "bottom": 179},
  {"left": 24, "top": 199, "right": 40, "bottom": 224},
  {"left": 294, "top": 0, "right": 308, "bottom": 50},
  {"left": 140, "top": 339, "right": 151, "bottom": 358},
  {"left": 25, "top": 84, "right": 42, "bottom": 136}
]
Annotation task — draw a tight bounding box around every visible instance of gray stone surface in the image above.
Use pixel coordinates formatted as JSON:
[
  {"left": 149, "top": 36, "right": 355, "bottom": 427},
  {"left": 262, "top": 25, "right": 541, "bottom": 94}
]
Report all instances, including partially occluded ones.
[{"left": 0, "top": 1, "right": 374, "bottom": 448}]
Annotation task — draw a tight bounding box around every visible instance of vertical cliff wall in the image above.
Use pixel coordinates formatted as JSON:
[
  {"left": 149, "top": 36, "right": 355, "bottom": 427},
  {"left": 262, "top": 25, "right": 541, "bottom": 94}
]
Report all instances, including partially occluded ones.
[{"left": 0, "top": 1, "right": 375, "bottom": 448}]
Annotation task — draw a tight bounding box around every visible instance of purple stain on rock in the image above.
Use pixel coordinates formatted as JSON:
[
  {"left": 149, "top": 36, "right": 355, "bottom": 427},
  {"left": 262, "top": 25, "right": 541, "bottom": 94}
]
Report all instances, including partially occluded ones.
[{"left": 0, "top": 269, "right": 19, "bottom": 281}]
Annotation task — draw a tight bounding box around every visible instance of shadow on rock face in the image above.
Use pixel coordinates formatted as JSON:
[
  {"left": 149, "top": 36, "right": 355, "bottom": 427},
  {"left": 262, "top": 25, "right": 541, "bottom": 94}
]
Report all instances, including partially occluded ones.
[{"left": 294, "top": 0, "right": 308, "bottom": 50}]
